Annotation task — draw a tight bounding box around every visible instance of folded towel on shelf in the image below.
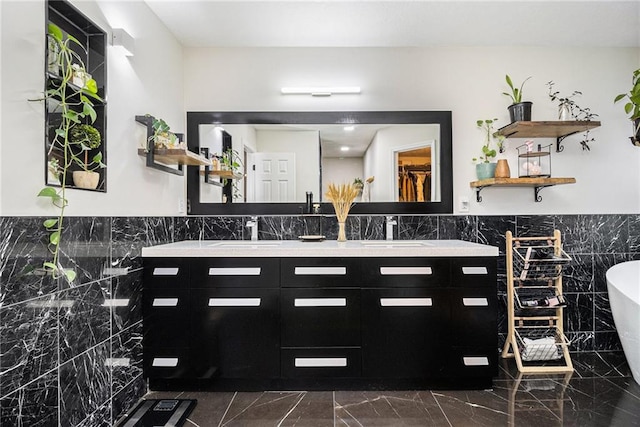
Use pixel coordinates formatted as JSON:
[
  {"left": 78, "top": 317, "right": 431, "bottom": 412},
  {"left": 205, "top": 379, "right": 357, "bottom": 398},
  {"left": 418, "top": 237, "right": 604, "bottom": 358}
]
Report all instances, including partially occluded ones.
[{"left": 521, "top": 336, "right": 562, "bottom": 361}]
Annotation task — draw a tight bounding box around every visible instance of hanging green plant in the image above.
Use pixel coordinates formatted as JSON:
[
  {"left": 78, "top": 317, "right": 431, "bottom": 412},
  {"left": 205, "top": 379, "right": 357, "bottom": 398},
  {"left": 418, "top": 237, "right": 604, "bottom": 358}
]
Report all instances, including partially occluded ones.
[{"left": 32, "top": 22, "right": 105, "bottom": 282}]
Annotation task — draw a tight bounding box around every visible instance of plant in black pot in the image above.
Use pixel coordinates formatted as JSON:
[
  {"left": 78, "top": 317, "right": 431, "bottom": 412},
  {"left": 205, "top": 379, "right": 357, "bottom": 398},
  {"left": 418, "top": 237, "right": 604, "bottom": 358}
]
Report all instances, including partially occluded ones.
[
  {"left": 503, "top": 75, "right": 532, "bottom": 122},
  {"left": 472, "top": 119, "right": 499, "bottom": 180},
  {"left": 69, "top": 124, "right": 105, "bottom": 189},
  {"left": 614, "top": 68, "right": 640, "bottom": 147}
]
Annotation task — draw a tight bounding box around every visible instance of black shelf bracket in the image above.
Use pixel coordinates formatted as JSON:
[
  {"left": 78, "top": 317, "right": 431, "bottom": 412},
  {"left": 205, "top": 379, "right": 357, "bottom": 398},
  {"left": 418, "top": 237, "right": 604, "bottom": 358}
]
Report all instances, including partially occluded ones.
[
  {"left": 556, "top": 132, "right": 579, "bottom": 152},
  {"left": 135, "top": 115, "right": 184, "bottom": 176},
  {"left": 533, "top": 185, "right": 555, "bottom": 202},
  {"left": 474, "top": 184, "right": 556, "bottom": 203},
  {"left": 200, "top": 147, "right": 223, "bottom": 187}
]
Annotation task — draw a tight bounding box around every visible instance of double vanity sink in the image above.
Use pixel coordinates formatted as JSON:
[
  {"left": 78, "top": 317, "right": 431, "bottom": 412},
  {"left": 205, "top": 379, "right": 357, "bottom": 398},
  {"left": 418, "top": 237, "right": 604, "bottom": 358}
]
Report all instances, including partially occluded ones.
[
  {"left": 142, "top": 239, "right": 497, "bottom": 257},
  {"left": 142, "top": 239, "right": 499, "bottom": 391}
]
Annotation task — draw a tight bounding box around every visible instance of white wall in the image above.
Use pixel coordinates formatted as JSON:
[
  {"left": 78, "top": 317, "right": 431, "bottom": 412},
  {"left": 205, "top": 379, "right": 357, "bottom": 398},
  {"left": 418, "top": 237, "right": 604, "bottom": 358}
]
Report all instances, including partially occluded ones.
[
  {"left": 2, "top": 4, "right": 639, "bottom": 216},
  {"left": 322, "top": 157, "right": 364, "bottom": 197},
  {"left": 0, "top": 0, "right": 185, "bottom": 216},
  {"left": 184, "top": 47, "right": 640, "bottom": 214}
]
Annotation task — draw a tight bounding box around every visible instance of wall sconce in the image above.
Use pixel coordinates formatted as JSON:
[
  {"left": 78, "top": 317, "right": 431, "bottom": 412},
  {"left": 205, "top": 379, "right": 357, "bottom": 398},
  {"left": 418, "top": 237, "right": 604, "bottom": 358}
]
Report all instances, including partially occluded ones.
[
  {"left": 111, "top": 28, "right": 135, "bottom": 57},
  {"left": 280, "top": 86, "right": 361, "bottom": 97}
]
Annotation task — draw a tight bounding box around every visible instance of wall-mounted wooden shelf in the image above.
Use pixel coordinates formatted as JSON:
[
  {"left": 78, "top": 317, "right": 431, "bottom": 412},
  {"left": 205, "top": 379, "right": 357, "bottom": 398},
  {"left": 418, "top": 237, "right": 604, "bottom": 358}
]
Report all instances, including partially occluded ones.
[
  {"left": 469, "top": 177, "right": 576, "bottom": 203},
  {"left": 201, "top": 170, "right": 244, "bottom": 180},
  {"left": 495, "top": 121, "right": 601, "bottom": 152},
  {"left": 137, "top": 148, "right": 211, "bottom": 166}
]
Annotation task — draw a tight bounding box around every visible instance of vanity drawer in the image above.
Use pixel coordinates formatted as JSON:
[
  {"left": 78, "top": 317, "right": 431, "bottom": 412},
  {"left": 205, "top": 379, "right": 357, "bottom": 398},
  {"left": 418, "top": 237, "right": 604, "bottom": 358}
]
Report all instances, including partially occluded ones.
[
  {"left": 360, "top": 257, "right": 449, "bottom": 287},
  {"left": 281, "top": 258, "right": 360, "bottom": 287},
  {"left": 281, "top": 347, "right": 361, "bottom": 378},
  {"left": 144, "top": 347, "right": 192, "bottom": 379},
  {"left": 451, "top": 258, "right": 497, "bottom": 287},
  {"left": 449, "top": 288, "right": 497, "bottom": 346},
  {"left": 142, "top": 288, "right": 190, "bottom": 348},
  {"left": 191, "top": 258, "right": 279, "bottom": 288},
  {"left": 143, "top": 258, "right": 189, "bottom": 289},
  {"left": 446, "top": 346, "right": 498, "bottom": 378},
  {"left": 281, "top": 288, "right": 360, "bottom": 347}
]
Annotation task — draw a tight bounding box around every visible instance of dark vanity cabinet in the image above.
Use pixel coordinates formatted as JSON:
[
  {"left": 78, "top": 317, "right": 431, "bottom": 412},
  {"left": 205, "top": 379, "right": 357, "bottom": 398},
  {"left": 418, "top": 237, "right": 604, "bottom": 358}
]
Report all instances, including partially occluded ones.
[
  {"left": 189, "top": 258, "right": 280, "bottom": 380},
  {"left": 142, "top": 259, "right": 191, "bottom": 379},
  {"left": 281, "top": 258, "right": 362, "bottom": 378},
  {"left": 360, "top": 257, "right": 450, "bottom": 379},
  {"left": 143, "top": 254, "right": 497, "bottom": 390}
]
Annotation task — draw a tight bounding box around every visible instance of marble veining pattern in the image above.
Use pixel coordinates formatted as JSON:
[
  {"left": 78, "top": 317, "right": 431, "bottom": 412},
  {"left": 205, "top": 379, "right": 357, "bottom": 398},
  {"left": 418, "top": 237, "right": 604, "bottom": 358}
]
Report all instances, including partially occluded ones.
[
  {"left": 1, "top": 214, "right": 639, "bottom": 425},
  {"left": 144, "top": 351, "right": 640, "bottom": 427}
]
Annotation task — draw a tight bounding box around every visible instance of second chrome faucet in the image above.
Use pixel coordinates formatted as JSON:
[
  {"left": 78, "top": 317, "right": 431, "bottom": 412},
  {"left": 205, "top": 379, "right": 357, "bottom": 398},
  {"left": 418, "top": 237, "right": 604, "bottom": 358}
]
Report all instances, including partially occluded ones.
[{"left": 246, "top": 216, "right": 259, "bottom": 241}]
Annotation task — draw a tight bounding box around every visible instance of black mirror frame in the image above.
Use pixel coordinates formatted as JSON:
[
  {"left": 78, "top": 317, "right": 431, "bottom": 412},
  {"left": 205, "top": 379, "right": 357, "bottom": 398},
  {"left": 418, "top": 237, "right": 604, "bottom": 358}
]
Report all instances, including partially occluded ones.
[{"left": 186, "top": 111, "right": 453, "bottom": 215}]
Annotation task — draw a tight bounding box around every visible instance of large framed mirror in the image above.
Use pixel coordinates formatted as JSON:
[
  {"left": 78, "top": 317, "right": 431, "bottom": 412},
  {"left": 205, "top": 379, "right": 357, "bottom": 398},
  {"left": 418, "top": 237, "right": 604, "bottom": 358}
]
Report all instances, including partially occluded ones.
[{"left": 186, "top": 111, "right": 452, "bottom": 215}]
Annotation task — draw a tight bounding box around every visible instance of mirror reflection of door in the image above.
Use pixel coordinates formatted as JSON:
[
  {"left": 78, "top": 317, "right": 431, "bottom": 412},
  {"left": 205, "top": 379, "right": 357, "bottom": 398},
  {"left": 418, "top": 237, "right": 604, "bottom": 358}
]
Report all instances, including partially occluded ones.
[
  {"left": 395, "top": 143, "right": 436, "bottom": 202},
  {"left": 247, "top": 152, "right": 296, "bottom": 202}
]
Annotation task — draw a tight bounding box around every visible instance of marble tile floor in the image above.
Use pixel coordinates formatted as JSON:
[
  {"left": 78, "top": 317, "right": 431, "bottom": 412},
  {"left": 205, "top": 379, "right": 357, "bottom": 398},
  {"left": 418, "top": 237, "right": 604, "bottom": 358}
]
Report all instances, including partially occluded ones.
[{"left": 137, "top": 352, "right": 640, "bottom": 427}]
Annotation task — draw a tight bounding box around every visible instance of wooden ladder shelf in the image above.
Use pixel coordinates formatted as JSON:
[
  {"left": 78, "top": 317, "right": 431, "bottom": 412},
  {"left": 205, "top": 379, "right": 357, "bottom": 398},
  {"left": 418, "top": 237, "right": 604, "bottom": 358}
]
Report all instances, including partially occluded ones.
[{"left": 501, "top": 230, "right": 574, "bottom": 373}]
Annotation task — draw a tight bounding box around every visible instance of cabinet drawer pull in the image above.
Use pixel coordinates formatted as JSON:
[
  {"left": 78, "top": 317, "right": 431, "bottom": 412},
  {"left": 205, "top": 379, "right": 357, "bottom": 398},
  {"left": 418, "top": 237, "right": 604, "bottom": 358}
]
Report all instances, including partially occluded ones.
[
  {"left": 208, "top": 298, "right": 261, "bottom": 307},
  {"left": 153, "top": 267, "right": 179, "bottom": 276},
  {"left": 208, "top": 267, "right": 261, "bottom": 276},
  {"left": 152, "top": 298, "right": 179, "bottom": 307},
  {"left": 462, "top": 266, "right": 488, "bottom": 275},
  {"left": 380, "top": 267, "right": 432, "bottom": 275},
  {"left": 380, "top": 298, "right": 432, "bottom": 307},
  {"left": 152, "top": 357, "right": 179, "bottom": 367},
  {"left": 463, "top": 356, "right": 489, "bottom": 366},
  {"left": 462, "top": 298, "right": 489, "bottom": 306},
  {"left": 294, "top": 298, "right": 347, "bottom": 307},
  {"left": 295, "top": 357, "right": 347, "bottom": 367},
  {"left": 294, "top": 267, "right": 346, "bottom": 275},
  {"left": 102, "top": 298, "right": 130, "bottom": 307}
]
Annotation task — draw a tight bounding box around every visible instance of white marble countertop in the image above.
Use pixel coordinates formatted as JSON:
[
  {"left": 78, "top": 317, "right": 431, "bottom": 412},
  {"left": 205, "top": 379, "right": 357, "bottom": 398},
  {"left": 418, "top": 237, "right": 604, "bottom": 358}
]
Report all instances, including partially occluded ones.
[{"left": 142, "top": 240, "right": 499, "bottom": 258}]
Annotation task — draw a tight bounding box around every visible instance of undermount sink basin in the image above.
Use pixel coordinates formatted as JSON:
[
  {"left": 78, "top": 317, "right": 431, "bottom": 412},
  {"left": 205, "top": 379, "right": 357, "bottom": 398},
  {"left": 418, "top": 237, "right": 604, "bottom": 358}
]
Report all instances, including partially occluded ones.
[
  {"left": 208, "top": 241, "right": 283, "bottom": 248},
  {"left": 359, "top": 241, "right": 433, "bottom": 248}
]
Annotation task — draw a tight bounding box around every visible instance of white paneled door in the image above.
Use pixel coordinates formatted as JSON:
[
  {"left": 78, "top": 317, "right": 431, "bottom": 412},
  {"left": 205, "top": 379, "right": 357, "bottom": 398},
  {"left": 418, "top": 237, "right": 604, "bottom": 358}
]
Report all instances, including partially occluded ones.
[{"left": 249, "top": 152, "right": 296, "bottom": 202}]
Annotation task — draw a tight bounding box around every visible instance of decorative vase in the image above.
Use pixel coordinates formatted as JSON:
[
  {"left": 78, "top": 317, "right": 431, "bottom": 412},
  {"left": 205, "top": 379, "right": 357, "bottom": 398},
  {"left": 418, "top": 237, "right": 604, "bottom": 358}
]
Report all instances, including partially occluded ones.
[
  {"left": 558, "top": 103, "right": 571, "bottom": 121},
  {"left": 494, "top": 159, "right": 511, "bottom": 178},
  {"left": 631, "top": 119, "right": 640, "bottom": 147},
  {"left": 72, "top": 171, "right": 100, "bottom": 189},
  {"left": 507, "top": 102, "right": 533, "bottom": 122},
  {"left": 475, "top": 163, "right": 497, "bottom": 180},
  {"left": 337, "top": 222, "right": 347, "bottom": 242}
]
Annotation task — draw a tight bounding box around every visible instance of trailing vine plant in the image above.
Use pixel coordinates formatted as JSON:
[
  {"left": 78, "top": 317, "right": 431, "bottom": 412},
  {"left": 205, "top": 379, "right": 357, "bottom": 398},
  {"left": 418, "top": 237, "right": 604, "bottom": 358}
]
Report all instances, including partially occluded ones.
[
  {"left": 547, "top": 81, "right": 598, "bottom": 151},
  {"left": 33, "top": 23, "right": 102, "bottom": 282}
]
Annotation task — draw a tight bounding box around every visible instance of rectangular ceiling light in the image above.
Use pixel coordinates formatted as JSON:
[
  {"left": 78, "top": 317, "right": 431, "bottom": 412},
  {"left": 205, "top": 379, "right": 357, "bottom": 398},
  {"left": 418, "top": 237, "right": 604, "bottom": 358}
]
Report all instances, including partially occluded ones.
[{"left": 281, "top": 86, "right": 361, "bottom": 97}]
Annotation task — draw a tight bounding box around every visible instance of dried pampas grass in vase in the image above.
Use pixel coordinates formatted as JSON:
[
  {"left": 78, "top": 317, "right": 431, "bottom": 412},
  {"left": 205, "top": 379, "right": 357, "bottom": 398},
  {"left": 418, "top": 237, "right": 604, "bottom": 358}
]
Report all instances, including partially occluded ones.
[{"left": 325, "top": 183, "right": 359, "bottom": 242}]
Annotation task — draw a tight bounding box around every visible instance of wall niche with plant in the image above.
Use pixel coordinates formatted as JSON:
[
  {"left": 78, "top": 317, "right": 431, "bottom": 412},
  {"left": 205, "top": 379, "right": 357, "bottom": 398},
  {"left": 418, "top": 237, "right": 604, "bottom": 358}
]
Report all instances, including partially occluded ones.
[{"left": 45, "top": 0, "right": 107, "bottom": 192}]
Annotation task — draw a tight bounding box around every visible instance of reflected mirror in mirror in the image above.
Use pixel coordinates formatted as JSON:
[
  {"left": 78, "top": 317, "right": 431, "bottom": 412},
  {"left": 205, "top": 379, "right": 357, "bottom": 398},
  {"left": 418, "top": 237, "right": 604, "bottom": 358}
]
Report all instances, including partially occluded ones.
[{"left": 187, "top": 111, "right": 452, "bottom": 215}]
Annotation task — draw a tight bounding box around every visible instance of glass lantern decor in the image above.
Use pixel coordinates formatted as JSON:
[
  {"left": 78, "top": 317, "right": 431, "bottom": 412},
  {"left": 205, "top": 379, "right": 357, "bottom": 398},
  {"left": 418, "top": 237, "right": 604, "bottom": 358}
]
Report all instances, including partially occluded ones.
[{"left": 517, "top": 142, "right": 552, "bottom": 178}]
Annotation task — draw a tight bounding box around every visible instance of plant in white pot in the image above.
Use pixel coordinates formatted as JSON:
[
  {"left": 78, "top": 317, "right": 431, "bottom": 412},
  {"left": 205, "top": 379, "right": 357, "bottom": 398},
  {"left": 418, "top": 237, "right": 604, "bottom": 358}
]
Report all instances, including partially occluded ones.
[
  {"left": 69, "top": 124, "right": 105, "bottom": 189},
  {"left": 614, "top": 68, "right": 640, "bottom": 146},
  {"left": 473, "top": 119, "right": 499, "bottom": 180},
  {"left": 503, "top": 75, "right": 532, "bottom": 122}
]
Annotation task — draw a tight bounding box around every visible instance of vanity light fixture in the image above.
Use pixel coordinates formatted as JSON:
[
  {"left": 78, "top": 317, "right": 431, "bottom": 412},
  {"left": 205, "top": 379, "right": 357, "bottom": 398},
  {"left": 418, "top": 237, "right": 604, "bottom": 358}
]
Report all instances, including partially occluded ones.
[
  {"left": 343, "top": 126, "right": 355, "bottom": 131},
  {"left": 280, "top": 86, "right": 361, "bottom": 97},
  {"left": 111, "top": 28, "right": 135, "bottom": 57}
]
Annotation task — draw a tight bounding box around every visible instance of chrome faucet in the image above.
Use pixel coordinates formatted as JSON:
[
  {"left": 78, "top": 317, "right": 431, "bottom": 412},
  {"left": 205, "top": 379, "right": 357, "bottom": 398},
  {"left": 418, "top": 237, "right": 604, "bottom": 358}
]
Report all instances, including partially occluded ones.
[
  {"left": 386, "top": 216, "right": 397, "bottom": 241},
  {"left": 246, "top": 216, "right": 259, "bottom": 241}
]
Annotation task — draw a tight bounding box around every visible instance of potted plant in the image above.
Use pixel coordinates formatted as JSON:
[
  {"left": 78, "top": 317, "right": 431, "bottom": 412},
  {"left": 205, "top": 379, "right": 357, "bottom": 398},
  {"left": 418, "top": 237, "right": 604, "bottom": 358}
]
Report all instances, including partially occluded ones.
[
  {"left": 503, "top": 75, "right": 532, "bottom": 122},
  {"left": 547, "top": 81, "right": 598, "bottom": 150},
  {"left": 33, "top": 23, "right": 103, "bottom": 282},
  {"left": 148, "top": 116, "right": 179, "bottom": 149},
  {"left": 69, "top": 124, "right": 105, "bottom": 189},
  {"left": 614, "top": 68, "right": 640, "bottom": 146},
  {"left": 473, "top": 119, "right": 499, "bottom": 180}
]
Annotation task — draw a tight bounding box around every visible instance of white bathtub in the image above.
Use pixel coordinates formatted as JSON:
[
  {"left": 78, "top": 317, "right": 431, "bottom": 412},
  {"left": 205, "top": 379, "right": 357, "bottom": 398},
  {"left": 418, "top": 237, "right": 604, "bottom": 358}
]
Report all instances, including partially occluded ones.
[{"left": 606, "top": 260, "right": 640, "bottom": 385}]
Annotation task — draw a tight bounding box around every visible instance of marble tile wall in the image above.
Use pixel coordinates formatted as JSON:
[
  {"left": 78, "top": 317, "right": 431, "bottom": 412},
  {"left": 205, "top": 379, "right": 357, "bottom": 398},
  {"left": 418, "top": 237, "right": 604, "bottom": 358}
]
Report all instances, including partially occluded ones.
[{"left": 0, "top": 214, "right": 637, "bottom": 425}]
